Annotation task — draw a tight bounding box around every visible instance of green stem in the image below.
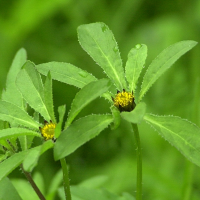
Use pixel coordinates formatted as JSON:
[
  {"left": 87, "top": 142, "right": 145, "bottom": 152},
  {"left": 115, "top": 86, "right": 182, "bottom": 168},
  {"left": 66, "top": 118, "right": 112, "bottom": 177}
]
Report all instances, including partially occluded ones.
[
  {"left": 132, "top": 123, "right": 142, "bottom": 200},
  {"left": 60, "top": 158, "right": 72, "bottom": 200},
  {"left": 20, "top": 164, "right": 46, "bottom": 200}
]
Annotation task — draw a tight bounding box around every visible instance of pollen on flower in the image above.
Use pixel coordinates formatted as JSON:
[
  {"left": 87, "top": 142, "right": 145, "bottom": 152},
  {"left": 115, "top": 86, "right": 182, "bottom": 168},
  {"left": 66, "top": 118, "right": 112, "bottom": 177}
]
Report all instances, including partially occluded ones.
[
  {"left": 113, "top": 90, "right": 135, "bottom": 112},
  {"left": 40, "top": 122, "right": 56, "bottom": 140}
]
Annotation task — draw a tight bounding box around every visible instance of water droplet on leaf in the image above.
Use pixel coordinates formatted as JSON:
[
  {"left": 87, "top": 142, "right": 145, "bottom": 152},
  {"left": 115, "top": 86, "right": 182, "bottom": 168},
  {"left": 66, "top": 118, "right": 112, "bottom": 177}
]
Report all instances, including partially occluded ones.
[
  {"left": 113, "top": 46, "right": 118, "bottom": 53},
  {"left": 135, "top": 44, "right": 142, "bottom": 49},
  {"left": 101, "top": 24, "right": 108, "bottom": 32},
  {"left": 78, "top": 71, "right": 87, "bottom": 77}
]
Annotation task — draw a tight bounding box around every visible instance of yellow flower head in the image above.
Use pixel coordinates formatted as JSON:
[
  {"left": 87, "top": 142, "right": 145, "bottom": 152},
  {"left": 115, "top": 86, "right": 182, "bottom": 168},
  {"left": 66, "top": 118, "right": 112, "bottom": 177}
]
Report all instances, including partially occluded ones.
[
  {"left": 113, "top": 89, "right": 135, "bottom": 112},
  {"left": 40, "top": 121, "right": 56, "bottom": 140}
]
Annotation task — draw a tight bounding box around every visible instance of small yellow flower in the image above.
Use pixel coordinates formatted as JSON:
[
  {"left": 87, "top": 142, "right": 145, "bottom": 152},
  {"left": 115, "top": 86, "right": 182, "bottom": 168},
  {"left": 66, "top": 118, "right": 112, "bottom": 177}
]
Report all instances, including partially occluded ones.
[
  {"left": 113, "top": 89, "right": 135, "bottom": 112},
  {"left": 40, "top": 121, "right": 56, "bottom": 140}
]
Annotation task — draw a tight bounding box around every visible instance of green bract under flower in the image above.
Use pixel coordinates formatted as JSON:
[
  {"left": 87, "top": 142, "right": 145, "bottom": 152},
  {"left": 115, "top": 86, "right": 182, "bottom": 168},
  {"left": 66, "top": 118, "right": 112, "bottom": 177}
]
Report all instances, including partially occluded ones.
[
  {"left": 113, "top": 90, "right": 135, "bottom": 112},
  {"left": 40, "top": 122, "right": 56, "bottom": 140}
]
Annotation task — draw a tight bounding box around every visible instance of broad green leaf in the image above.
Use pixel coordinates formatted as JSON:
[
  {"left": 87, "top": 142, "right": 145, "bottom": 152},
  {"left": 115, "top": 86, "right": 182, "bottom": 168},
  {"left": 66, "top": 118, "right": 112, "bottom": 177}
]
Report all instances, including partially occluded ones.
[
  {"left": 54, "top": 114, "right": 113, "bottom": 160},
  {"left": 36, "top": 62, "right": 97, "bottom": 88},
  {"left": 0, "top": 177, "right": 23, "bottom": 200},
  {"left": 125, "top": 44, "right": 147, "bottom": 94},
  {"left": 110, "top": 106, "right": 121, "bottom": 130},
  {"left": 0, "top": 150, "right": 27, "bottom": 181},
  {"left": 0, "top": 128, "right": 40, "bottom": 140},
  {"left": 144, "top": 114, "right": 200, "bottom": 167},
  {"left": 16, "top": 61, "right": 51, "bottom": 121},
  {"left": 2, "top": 48, "right": 26, "bottom": 109},
  {"left": 23, "top": 140, "right": 54, "bottom": 172},
  {"left": 65, "top": 79, "right": 111, "bottom": 128},
  {"left": 139, "top": 41, "right": 197, "bottom": 101},
  {"left": 55, "top": 105, "right": 66, "bottom": 138},
  {"left": 121, "top": 102, "right": 146, "bottom": 124},
  {"left": 0, "top": 100, "right": 40, "bottom": 129},
  {"left": 78, "top": 22, "right": 127, "bottom": 91},
  {"left": 44, "top": 72, "right": 56, "bottom": 123}
]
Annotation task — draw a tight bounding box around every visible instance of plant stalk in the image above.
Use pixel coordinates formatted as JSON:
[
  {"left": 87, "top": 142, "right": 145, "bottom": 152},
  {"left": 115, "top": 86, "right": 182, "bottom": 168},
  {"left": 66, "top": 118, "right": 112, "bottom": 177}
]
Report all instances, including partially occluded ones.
[
  {"left": 20, "top": 164, "right": 46, "bottom": 200},
  {"left": 60, "top": 158, "right": 72, "bottom": 200},
  {"left": 132, "top": 123, "right": 142, "bottom": 200}
]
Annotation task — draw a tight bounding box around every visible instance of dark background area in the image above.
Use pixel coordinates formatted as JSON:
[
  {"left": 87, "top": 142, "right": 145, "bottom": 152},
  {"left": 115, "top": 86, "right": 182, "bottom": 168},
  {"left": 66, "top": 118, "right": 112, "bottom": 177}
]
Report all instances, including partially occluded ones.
[{"left": 1, "top": 0, "right": 200, "bottom": 199}]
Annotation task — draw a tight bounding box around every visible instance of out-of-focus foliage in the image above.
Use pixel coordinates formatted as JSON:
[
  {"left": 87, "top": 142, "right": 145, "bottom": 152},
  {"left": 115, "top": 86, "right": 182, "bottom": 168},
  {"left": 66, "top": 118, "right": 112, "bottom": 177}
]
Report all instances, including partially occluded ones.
[{"left": 1, "top": 0, "right": 200, "bottom": 199}]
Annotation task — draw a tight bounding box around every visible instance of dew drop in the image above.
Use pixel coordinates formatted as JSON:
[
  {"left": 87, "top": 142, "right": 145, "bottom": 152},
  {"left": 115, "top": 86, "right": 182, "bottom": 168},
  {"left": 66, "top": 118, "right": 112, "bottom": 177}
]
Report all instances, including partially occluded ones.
[
  {"left": 113, "top": 46, "right": 118, "bottom": 53},
  {"left": 78, "top": 71, "right": 88, "bottom": 77},
  {"left": 101, "top": 24, "right": 108, "bottom": 32},
  {"left": 135, "top": 44, "right": 142, "bottom": 49}
]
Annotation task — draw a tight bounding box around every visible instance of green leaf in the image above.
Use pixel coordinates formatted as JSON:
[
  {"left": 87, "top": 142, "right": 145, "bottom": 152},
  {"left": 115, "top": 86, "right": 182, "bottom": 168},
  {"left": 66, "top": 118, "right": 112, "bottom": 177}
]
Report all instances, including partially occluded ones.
[
  {"left": 36, "top": 62, "right": 97, "bottom": 88},
  {"left": 0, "top": 177, "right": 23, "bottom": 200},
  {"left": 54, "top": 114, "right": 113, "bottom": 160},
  {"left": 23, "top": 140, "right": 54, "bottom": 172},
  {"left": 78, "top": 22, "right": 127, "bottom": 91},
  {"left": 125, "top": 44, "right": 147, "bottom": 94},
  {"left": 55, "top": 105, "right": 66, "bottom": 139},
  {"left": 0, "top": 100, "right": 40, "bottom": 129},
  {"left": 110, "top": 106, "right": 121, "bottom": 130},
  {"left": 139, "top": 40, "right": 197, "bottom": 101},
  {"left": 18, "top": 135, "right": 35, "bottom": 151},
  {"left": 69, "top": 186, "right": 135, "bottom": 200},
  {"left": 0, "top": 128, "right": 41, "bottom": 141},
  {"left": 144, "top": 114, "right": 200, "bottom": 167},
  {"left": 16, "top": 61, "right": 51, "bottom": 121},
  {"left": 2, "top": 48, "right": 27, "bottom": 109},
  {"left": 44, "top": 72, "right": 56, "bottom": 123},
  {"left": 12, "top": 179, "right": 40, "bottom": 200},
  {"left": 0, "top": 150, "right": 27, "bottom": 181},
  {"left": 65, "top": 79, "right": 112, "bottom": 128},
  {"left": 121, "top": 102, "right": 146, "bottom": 124},
  {"left": 46, "top": 169, "right": 63, "bottom": 200},
  {"left": 78, "top": 175, "right": 108, "bottom": 189}
]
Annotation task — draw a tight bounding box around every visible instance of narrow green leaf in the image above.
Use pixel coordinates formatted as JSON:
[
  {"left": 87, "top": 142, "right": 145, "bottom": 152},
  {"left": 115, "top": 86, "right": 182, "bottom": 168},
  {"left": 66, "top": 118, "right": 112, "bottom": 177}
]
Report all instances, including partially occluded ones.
[
  {"left": 0, "top": 100, "right": 40, "bottom": 129},
  {"left": 23, "top": 140, "right": 54, "bottom": 172},
  {"left": 0, "top": 151, "right": 27, "bottom": 181},
  {"left": 65, "top": 79, "right": 111, "bottom": 128},
  {"left": 18, "top": 135, "right": 35, "bottom": 151},
  {"left": 78, "top": 175, "right": 108, "bottom": 189},
  {"left": 110, "top": 106, "right": 121, "bottom": 130},
  {"left": 70, "top": 186, "right": 134, "bottom": 200},
  {"left": 78, "top": 22, "right": 127, "bottom": 91},
  {"left": 12, "top": 179, "right": 40, "bottom": 200},
  {"left": 139, "top": 40, "right": 197, "bottom": 101},
  {"left": 55, "top": 105, "right": 66, "bottom": 138},
  {"left": 121, "top": 102, "right": 146, "bottom": 124},
  {"left": 44, "top": 71, "right": 56, "bottom": 123},
  {"left": 144, "top": 114, "right": 200, "bottom": 167},
  {"left": 2, "top": 48, "right": 27, "bottom": 109},
  {"left": 0, "top": 128, "right": 41, "bottom": 140},
  {"left": 0, "top": 177, "right": 23, "bottom": 200},
  {"left": 36, "top": 62, "right": 97, "bottom": 88},
  {"left": 46, "top": 169, "right": 63, "bottom": 200},
  {"left": 16, "top": 61, "right": 51, "bottom": 121},
  {"left": 125, "top": 44, "right": 147, "bottom": 94},
  {"left": 54, "top": 114, "right": 113, "bottom": 160}
]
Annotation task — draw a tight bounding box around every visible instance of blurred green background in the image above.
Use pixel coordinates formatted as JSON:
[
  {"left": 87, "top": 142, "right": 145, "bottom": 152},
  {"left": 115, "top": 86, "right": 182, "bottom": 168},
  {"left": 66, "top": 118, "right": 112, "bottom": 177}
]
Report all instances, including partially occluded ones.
[{"left": 1, "top": 0, "right": 200, "bottom": 199}]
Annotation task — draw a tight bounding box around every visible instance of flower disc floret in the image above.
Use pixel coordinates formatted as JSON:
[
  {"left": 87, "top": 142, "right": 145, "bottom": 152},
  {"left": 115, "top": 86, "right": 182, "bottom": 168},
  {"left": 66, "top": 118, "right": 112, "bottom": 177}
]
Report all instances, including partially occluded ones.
[
  {"left": 113, "top": 90, "right": 135, "bottom": 112},
  {"left": 40, "top": 122, "right": 56, "bottom": 140}
]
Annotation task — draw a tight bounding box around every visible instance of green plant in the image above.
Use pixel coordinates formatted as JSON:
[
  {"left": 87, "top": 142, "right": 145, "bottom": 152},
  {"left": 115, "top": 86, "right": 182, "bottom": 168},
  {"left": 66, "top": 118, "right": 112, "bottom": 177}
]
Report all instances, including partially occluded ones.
[{"left": 0, "top": 22, "right": 199, "bottom": 200}]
